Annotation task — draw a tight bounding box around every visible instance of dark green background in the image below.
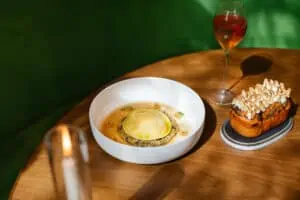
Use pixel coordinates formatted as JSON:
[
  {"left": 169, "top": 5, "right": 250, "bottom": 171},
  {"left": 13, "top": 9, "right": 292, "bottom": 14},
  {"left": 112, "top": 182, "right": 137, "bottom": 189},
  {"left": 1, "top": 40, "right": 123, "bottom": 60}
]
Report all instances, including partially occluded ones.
[{"left": 1, "top": 0, "right": 300, "bottom": 198}]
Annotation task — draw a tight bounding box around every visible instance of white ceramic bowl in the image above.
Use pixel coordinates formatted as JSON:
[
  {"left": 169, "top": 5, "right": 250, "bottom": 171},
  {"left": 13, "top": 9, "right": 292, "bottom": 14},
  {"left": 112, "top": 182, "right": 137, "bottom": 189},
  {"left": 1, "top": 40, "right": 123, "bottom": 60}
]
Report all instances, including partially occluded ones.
[{"left": 89, "top": 77, "right": 205, "bottom": 164}]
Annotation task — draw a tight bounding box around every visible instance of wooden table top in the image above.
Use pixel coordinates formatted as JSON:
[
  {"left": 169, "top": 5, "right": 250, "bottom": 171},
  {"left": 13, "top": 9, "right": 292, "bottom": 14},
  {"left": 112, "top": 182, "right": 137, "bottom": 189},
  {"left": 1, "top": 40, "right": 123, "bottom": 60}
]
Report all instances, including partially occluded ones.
[{"left": 11, "top": 48, "right": 300, "bottom": 200}]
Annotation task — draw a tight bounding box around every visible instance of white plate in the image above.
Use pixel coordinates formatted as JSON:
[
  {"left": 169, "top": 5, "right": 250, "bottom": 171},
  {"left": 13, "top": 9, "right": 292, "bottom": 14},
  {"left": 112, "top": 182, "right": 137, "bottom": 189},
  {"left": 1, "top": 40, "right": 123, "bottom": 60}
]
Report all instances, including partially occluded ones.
[{"left": 89, "top": 77, "right": 205, "bottom": 164}]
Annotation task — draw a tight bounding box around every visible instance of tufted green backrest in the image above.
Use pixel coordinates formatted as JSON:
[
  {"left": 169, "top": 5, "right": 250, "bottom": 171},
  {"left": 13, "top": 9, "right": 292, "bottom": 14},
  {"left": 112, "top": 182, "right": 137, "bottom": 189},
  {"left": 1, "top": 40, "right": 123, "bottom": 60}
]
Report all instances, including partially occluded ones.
[
  {"left": 243, "top": 0, "right": 300, "bottom": 48},
  {"left": 1, "top": 0, "right": 300, "bottom": 199}
]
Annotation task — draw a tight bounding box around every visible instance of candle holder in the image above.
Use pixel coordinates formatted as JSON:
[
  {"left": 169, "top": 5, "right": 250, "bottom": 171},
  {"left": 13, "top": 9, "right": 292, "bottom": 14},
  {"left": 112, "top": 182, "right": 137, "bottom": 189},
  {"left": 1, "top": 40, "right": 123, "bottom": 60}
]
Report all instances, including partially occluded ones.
[{"left": 44, "top": 124, "right": 92, "bottom": 200}]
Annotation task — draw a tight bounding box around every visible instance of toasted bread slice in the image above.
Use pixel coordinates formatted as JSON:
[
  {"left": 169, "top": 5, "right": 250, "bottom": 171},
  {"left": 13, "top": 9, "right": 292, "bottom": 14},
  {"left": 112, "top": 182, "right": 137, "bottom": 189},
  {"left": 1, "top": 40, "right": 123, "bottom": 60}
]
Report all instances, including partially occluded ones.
[{"left": 230, "top": 99, "right": 292, "bottom": 137}]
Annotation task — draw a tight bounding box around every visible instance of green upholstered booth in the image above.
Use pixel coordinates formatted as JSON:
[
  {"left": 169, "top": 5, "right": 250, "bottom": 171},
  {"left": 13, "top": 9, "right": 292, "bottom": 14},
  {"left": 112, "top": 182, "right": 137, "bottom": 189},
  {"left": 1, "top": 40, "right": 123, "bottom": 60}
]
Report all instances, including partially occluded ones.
[{"left": 1, "top": 0, "right": 300, "bottom": 198}]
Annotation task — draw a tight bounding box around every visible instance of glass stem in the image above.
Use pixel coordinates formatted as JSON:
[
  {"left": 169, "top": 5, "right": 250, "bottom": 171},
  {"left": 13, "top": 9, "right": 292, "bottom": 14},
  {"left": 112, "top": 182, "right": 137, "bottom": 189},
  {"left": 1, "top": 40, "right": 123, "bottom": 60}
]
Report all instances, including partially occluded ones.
[{"left": 221, "top": 49, "right": 230, "bottom": 92}]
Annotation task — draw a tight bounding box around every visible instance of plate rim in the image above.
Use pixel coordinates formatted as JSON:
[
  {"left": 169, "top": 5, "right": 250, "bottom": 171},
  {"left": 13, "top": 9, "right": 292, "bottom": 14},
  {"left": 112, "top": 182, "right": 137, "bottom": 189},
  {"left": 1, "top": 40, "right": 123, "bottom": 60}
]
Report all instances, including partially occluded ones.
[{"left": 220, "top": 117, "right": 294, "bottom": 151}]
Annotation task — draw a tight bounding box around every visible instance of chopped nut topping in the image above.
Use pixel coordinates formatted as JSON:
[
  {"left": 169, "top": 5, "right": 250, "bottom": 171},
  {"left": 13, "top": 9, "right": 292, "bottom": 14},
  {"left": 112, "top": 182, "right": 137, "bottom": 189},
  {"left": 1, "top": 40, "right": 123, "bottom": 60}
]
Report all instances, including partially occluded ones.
[{"left": 232, "top": 78, "right": 291, "bottom": 120}]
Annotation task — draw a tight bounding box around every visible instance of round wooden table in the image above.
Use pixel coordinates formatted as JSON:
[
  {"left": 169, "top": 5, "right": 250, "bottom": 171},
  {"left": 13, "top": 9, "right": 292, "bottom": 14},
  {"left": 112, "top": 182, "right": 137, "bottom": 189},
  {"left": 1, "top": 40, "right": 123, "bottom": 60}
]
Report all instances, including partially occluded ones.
[{"left": 11, "top": 48, "right": 300, "bottom": 199}]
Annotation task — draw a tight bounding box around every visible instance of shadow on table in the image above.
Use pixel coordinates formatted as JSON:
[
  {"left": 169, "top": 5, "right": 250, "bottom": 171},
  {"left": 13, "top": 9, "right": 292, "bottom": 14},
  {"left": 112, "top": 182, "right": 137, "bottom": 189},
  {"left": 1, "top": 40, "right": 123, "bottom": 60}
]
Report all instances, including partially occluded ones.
[
  {"left": 289, "top": 190, "right": 300, "bottom": 200},
  {"left": 129, "top": 163, "right": 184, "bottom": 200},
  {"left": 229, "top": 54, "right": 273, "bottom": 90},
  {"left": 289, "top": 100, "right": 298, "bottom": 117},
  {"left": 176, "top": 153, "right": 226, "bottom": 199},
  {"left": 188, "top": 99, "right": 217, "bottom": 154}
]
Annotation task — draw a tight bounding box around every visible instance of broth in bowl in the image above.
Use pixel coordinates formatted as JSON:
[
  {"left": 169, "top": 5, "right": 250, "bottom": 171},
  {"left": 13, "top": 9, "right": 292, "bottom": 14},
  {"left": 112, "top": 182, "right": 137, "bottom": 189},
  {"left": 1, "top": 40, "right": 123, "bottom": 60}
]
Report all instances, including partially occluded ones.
[{"left": 99, "top": 102, "right": 190, "bottom": 147}]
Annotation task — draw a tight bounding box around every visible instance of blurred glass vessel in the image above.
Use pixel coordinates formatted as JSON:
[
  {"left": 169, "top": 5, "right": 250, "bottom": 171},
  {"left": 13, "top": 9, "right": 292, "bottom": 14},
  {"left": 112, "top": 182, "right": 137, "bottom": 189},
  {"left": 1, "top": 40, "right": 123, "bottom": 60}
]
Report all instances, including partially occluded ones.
[{"left": 44, "top": 124, "right": 92, "bottom": 200}]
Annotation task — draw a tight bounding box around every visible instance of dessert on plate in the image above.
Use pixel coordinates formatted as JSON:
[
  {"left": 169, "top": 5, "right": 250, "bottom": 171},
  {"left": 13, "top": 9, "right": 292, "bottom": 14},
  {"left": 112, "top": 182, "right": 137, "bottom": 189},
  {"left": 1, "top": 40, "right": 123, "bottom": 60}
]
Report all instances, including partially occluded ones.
[
  {"left": 100, "top": 102, "right": 189, "bottom": 147},
  {"left": 230, "top": 78, "right": 292, "bottom": 138}
]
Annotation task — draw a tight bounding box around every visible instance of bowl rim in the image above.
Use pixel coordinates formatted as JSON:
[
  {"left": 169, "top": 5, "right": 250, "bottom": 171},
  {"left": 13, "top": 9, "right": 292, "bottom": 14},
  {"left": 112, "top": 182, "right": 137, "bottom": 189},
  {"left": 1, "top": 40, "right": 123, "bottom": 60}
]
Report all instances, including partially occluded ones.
[{"left": 88, "top": 76, "right": 206, "bottom": 150}]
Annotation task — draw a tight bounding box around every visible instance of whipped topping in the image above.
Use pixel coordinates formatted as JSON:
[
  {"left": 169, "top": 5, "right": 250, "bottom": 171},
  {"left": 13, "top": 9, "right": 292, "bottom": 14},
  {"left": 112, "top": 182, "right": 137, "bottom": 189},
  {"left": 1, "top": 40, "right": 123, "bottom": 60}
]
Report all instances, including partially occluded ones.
[{"left": 232, "top": 78, "right": 291, "bottom": 120}]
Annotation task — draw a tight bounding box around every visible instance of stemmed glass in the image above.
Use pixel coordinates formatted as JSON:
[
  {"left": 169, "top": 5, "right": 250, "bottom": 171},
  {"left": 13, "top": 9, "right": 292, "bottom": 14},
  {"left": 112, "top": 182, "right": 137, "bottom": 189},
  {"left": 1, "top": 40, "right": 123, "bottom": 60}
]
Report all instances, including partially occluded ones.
[{"left": 212, "top": 0, "right": 247, "bottom": 105}]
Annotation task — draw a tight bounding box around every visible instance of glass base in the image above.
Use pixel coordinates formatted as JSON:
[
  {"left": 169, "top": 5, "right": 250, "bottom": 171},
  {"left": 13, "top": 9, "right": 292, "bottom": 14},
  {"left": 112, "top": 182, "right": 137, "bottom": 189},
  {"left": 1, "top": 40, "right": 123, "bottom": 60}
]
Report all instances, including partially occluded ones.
[{"left": 210, "top": 89, "right": 234, "bottom": 106}]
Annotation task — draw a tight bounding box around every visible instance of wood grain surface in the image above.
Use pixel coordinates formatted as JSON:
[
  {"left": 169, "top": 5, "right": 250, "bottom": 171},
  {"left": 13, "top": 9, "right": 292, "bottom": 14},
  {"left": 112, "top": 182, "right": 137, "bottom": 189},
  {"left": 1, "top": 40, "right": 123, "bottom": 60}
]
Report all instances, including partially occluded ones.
[{"left": 10, "top": 48, "right": 300, "bottom": 200}]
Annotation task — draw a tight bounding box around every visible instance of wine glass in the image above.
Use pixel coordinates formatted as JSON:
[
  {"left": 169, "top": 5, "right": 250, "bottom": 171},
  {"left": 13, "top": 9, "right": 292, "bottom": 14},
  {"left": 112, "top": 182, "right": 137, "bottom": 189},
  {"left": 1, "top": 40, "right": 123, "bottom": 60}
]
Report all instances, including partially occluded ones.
[{"left": 212, "top": 0, "right": 247, "bottom": 105}]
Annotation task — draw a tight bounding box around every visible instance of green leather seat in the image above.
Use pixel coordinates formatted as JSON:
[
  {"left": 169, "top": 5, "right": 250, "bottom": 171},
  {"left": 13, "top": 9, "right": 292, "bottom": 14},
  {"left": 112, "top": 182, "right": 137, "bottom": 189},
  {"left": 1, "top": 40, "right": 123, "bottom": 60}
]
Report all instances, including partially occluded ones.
[{"left": 2, "top": 0, "right": 300, "bottom": 198}]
